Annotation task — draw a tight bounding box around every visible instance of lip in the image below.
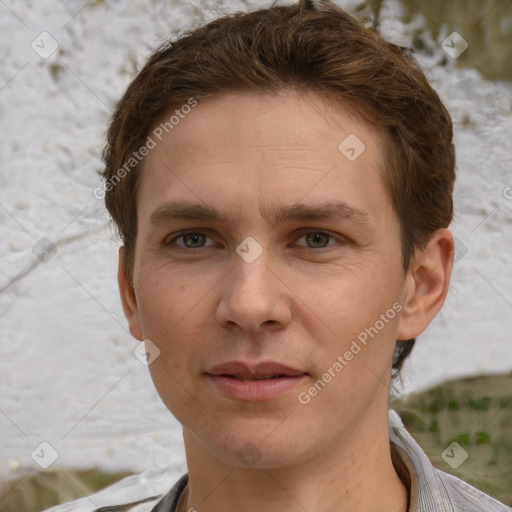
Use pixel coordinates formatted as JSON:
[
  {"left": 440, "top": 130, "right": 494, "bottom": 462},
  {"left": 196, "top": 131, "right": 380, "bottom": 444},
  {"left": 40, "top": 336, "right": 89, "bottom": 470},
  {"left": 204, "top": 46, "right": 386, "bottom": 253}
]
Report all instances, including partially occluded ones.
[
  {"left": 205, "top": 361, "right": 308, "bottom": 402},
  {"left": 206, "top": 361, "right": 306, "bottom": 379}
]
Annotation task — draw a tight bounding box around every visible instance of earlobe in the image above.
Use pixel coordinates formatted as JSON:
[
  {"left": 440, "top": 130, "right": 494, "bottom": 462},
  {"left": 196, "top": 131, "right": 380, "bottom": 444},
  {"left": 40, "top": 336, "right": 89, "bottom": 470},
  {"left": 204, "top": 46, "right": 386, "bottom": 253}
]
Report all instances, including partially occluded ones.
[
  {"left": 118, "top": 247, "right": 144, "bottom": 341},
  {"left": 396, "top": 229, "right": 454, "bottom": 341}
]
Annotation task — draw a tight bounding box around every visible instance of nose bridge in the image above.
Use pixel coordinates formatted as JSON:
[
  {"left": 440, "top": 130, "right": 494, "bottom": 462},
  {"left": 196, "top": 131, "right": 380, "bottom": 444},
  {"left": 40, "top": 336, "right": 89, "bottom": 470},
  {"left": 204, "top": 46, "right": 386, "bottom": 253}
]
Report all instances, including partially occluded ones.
[
  {"left": 217, "top": 241, "right": 290, "bottom": 331},
  {"left": 231, "top": 243, "right": 272, "bottom": 300}
]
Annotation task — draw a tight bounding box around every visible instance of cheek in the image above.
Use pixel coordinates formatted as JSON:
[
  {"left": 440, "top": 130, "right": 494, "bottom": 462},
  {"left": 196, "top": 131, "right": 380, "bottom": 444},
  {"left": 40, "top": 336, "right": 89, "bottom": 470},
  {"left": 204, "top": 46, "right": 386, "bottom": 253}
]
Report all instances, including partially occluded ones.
[
  {"left": 136, "top": 272, "right": 205, "bottom": 420},
  {"left": 299, "top": 264, "right": 403, "bottom": 375},
  {"left": 304, "top": 265, "right": 399, "bottom": 326},
  {"left": 134, "top": 267, "right": 215, "bottom": 371},
  {"left": 135, "top": 265, "right": 192, "bottom": 334}
]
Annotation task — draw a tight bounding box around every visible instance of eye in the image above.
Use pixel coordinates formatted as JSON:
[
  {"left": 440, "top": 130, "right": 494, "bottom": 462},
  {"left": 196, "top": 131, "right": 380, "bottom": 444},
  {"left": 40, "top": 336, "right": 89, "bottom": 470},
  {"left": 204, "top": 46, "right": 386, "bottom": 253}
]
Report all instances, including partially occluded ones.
[
  {"left": 166, "top": 231, "right": 215, "bottom": 249},
  {"left": 296, "top": 231, "right": 339, "bottom": 249}
]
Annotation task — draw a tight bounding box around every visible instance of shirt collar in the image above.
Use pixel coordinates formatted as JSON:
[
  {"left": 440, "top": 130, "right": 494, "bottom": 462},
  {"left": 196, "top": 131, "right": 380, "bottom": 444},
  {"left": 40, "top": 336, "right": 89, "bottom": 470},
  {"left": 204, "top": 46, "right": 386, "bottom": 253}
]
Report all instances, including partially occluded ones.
[{"left": 389, "top": 409, "right": 454, "bottom": 511}]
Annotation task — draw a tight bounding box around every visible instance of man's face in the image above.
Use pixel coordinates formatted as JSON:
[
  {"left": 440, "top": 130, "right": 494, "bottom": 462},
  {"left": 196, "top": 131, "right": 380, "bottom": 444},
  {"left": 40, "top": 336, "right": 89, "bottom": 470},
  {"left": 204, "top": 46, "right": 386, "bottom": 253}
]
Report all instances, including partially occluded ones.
[{"left": 125, "top": 91, "right": 412, "bottom": 467}]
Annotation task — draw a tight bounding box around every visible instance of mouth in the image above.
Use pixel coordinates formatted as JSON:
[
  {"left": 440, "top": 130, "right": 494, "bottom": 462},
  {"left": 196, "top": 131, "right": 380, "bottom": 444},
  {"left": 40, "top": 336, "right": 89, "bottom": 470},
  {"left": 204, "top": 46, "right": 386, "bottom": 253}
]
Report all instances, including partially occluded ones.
[
  {"left": 216, "top": 373, "right": 300, "bottom": 381},
  {"left": 205, "top": 361, "right": 308, "bottom": 401},
  {"left": 206, "top": 361, "right": 307, "bottom": 380}
]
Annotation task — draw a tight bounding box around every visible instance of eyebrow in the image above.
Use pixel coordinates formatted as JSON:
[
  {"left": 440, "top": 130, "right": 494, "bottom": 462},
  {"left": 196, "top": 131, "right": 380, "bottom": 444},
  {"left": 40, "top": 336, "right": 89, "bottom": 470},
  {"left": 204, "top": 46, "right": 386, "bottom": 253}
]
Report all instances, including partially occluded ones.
[
  {"left": 269, "top": 202, "right": 370, "bottom": 226},
  {"left": 150, "top": 201, "right": 230, "bottom": 225},
  {"left": 149, "top": 200, "right": 372, "bottom": 227}
]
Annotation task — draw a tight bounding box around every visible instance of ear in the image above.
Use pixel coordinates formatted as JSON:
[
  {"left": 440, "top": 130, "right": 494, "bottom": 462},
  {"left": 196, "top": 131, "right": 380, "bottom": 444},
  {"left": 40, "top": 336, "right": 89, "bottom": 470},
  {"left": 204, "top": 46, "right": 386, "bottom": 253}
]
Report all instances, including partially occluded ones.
[
  {"left": 118, "top": 247, "right": 144, "bottom": 341},
  {"left": 396, "top": 229, "right": 454, "bottom": 340}
]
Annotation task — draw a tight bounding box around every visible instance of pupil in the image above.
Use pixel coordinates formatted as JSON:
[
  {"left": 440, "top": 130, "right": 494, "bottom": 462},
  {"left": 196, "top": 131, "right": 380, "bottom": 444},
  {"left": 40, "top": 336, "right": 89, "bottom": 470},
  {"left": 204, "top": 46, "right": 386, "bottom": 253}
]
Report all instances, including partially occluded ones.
[
  {"left": 184, "top": 233, "right": 204, "bottom": 247},
  {"left": 307, "top": 233, "right": 328, "bottom": 248}
]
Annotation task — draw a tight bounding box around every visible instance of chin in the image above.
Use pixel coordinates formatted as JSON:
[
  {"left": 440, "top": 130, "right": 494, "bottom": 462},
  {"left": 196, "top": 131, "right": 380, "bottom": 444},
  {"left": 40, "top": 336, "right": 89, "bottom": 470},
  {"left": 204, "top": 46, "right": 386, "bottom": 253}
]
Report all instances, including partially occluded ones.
[{"left": 205, "top": 419, "right": 316, "bottom": 469}]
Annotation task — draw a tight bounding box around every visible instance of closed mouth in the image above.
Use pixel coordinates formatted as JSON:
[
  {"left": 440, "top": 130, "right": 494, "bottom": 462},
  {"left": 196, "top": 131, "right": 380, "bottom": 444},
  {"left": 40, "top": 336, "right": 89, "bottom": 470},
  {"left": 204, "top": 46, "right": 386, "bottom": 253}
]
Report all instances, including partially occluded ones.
[
  {"left": 206, "top": 361, "right": 307, "bottom": 380},
  {"left": 215, "top": 373, "right": 304, "bottom": 381}
]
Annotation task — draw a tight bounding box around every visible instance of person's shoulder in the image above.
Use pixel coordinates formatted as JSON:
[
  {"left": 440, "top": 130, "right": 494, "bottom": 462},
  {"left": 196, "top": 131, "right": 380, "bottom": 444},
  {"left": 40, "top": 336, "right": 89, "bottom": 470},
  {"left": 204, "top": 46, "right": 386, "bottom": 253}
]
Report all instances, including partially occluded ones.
[
  {"left": 42, "top": 494, "right": 161, "bottom": 512},
  {"left": 435, "top": 469, "right": 512, "bottom": 512},
  {"left": 43, "top": 496, "right": 160, "bottom": 512},
  {"left": 389, "top": 410, "right": 511, "bottom": 512},
  {"left": 41, "top": 468, "right": 183, "bottom": 512}
]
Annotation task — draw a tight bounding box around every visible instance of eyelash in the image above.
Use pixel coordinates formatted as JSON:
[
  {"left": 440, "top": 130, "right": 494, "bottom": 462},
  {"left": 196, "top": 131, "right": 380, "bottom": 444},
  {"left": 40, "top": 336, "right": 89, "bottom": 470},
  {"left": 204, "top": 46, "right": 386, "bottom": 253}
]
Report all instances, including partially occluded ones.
[{"left": 165, "top": 230, "right": 343, "bottom": 251}]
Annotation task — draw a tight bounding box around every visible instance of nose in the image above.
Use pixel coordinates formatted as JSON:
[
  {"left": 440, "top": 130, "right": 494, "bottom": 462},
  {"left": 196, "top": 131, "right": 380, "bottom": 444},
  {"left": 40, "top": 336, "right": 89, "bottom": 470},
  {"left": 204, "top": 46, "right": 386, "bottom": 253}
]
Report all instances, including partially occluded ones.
[{"left": 215, "top": 245, "right": 292, "bottom": 333}]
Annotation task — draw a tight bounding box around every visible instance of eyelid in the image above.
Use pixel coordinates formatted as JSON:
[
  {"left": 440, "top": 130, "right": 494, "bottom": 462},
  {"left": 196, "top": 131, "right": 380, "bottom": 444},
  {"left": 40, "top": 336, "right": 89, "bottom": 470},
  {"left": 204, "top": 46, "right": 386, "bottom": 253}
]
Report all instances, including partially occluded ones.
[
  {"left": 165, "top": 230, "right": 217, "bottom": 248},
  {"left": 293, "top": 229, "right": 346, "bottom": 248}
]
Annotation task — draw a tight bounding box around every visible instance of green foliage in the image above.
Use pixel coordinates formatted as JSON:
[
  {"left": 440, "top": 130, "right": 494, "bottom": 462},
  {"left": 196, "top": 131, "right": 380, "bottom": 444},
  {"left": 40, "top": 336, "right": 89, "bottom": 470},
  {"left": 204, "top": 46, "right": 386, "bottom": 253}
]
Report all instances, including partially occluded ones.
[{"left": 475, "top": 431, "right": 492, "bottom": 445}]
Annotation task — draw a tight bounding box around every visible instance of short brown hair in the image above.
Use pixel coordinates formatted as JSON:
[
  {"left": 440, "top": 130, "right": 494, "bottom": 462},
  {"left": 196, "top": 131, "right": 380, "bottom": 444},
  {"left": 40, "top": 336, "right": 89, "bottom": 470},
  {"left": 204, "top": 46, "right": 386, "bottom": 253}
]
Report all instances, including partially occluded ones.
[{"left": 102, "top": 0, "right": 455, "bottom": 373}]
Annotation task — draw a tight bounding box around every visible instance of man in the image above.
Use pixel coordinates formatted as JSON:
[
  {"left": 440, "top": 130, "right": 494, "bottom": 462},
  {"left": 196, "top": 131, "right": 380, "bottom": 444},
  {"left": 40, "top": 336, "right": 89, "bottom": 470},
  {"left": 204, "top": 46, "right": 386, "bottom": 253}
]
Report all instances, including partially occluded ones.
[{"left": 48, "top": 0, "right": 511, "bottom": 510}]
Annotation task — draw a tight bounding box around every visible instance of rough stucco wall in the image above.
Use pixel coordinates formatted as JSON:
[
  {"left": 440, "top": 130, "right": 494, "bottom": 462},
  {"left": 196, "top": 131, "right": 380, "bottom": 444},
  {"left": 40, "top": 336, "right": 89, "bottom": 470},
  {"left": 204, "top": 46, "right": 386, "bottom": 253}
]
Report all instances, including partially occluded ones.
[{"left": 1, "top": 0, "right": 511, "bottom": 484}]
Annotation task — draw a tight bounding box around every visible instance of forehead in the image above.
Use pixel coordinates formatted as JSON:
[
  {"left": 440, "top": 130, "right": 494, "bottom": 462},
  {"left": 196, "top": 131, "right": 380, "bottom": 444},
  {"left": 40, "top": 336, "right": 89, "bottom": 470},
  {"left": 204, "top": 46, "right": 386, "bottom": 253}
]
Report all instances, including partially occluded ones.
[
  {"left": 147, "top": 91, "right": 380, "bottom": 165},
  {"left": 137, "top": 90, "right": 393, "bottom": 228}
]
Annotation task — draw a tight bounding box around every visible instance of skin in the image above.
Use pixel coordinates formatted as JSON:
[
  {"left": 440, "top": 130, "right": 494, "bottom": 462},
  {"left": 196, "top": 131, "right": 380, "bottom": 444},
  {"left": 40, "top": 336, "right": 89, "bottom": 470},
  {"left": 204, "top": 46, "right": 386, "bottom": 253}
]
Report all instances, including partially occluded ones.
[{"left": 118, "top": 90, "right": 454, "bottom": 512}]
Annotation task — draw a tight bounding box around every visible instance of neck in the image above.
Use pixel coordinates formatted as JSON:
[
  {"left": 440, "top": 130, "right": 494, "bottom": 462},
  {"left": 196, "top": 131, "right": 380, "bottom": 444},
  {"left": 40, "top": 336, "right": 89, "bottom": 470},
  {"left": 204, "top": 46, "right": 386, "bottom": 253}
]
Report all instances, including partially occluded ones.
[{"left": 179, "top": 412, "right": 408, "bottom": 512}]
